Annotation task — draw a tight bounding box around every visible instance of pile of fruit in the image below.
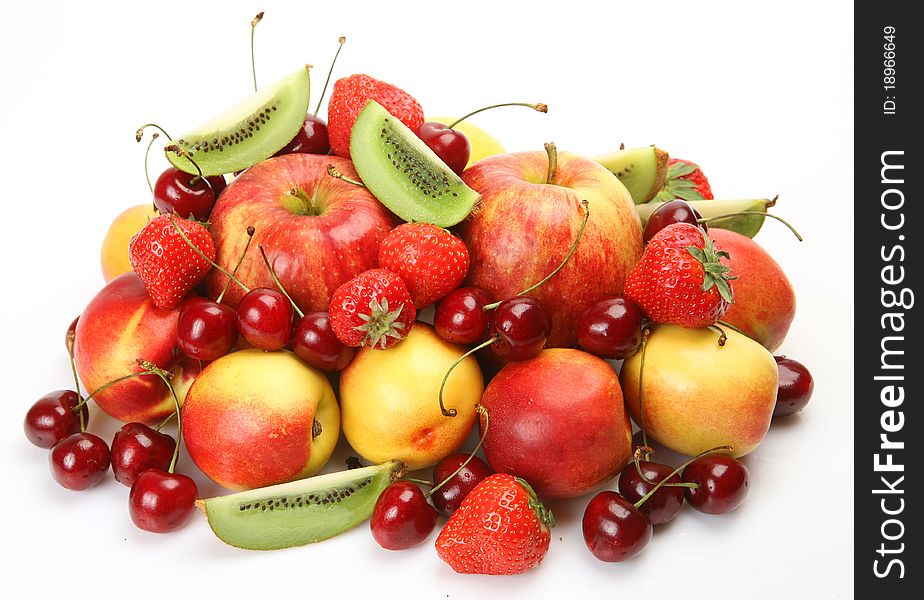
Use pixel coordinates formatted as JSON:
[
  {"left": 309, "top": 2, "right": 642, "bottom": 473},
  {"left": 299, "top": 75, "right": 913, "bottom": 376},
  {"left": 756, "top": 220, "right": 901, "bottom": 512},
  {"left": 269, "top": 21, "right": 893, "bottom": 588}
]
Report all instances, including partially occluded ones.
[{"left": 24, "top": 21, "right": 814, "bottom": 575}]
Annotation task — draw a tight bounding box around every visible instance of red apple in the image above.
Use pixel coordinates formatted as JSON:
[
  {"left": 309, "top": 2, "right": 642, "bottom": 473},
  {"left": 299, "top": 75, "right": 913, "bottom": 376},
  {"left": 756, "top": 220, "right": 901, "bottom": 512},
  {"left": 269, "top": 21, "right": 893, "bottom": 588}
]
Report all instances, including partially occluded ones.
[
  {"left": 205, "top": 154, "right": 397, "bottom": 311},
  {"left": 479, "top": 348, "right": 633, "bottom": 499},
  {"left": 709, "top": 229, "right": 796, "bottom": 352},
  {"left": 73, "top": 273, "right": 200, "bottom": 423},
  {"left": 460, "top": 150, "right": 643, "bottom": 347}
]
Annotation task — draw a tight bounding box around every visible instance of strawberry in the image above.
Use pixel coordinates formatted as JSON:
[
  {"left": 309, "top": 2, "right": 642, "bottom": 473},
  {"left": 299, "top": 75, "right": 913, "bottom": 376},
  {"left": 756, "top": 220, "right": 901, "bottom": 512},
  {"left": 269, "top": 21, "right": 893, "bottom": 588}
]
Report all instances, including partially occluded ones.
[
  {"left": 329, "top": 268, "right": 416, "bottom": 349},
  {"left": 624, "top": 223, "right": 734, "bottom": 328},
  {"left": 128, "top": 214, "right": 215, "bottom": 310},
  {"left": 654, "top": 157, "right": 714, "bottom": 202},
  {"left": 435, "top": 474, "right": 554, "bottom": 575},
  {"left": 378, "top": 223, "right": 470, "bottom": 308},
  {"left": 327, "top": 74, "right": 424, "bottom": 159}
]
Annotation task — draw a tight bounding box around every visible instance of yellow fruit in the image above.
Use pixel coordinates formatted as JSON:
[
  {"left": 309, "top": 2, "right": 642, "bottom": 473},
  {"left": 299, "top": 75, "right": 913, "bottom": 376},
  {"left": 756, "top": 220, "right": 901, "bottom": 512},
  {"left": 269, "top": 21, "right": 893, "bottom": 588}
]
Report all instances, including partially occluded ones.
[
  {"left": 427, "top": 116, "right": 506, "bottom": 167},
  {"left": 100, "top": 204, "right": 156, "bottom": 281},
  {"left": 339, "top": 323, "right": 483, "bottom": 470}
]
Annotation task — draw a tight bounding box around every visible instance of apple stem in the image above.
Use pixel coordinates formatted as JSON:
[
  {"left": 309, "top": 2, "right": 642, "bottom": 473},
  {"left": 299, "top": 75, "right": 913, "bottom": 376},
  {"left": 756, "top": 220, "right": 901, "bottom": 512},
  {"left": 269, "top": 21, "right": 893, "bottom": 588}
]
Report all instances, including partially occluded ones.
[
  {"left": 484, "top": 199, "right": 590, "bottom": 311},
  {"left": 217, "top": 226, "right": 256, "bottom": 303},
  {"left": 141, "top": 132, "right": 161, "bottom": 195},
  {"left": 258, "top": 244, "right": 306, "bottom": 318},
  {"left": 438, "top": 338, "right": 496, "bottom": 417},
  {"left": 153, "top": 411, "right": 176, "bottom": 432},
  {"left": 65, "top": 330, "right": 86, "bottom": 432},
  {"left": 314, "top": 36, "right": 346, "bottom": 115},
  {"left": 446, "top": 102, "right": 548, "bottom": 129},
  {"left": 633, "top": 445, "right": 734, "bottom": 509},
  {"left": 426, "top": 405, "right": 489, "bottom": 499},
  {"left": 250, "top": 11, "right": 264, "bottom": 92},
  {"left": 708, "top": 324, "right": 727, "bottom": 347},
  {"left": 697, "top": 211, "right": 803, "bottom": 241},
  {"left": 71, "top": 368, "right": 162, "bottom": 412},
  {"left": 135, "top": 123, "right": 173, "bottom": 143},
  {"left": 636, "top": 326, "right": 652, "bottom": 452},
  {"left": 141, "top": 359, "right": 183, "bottom": 473},
  {"left": 326, "top": 164, "right": 366, "bottom": 188},
  {"left": 544, "top": 142, "right": 558, "bottom": 185},
  {"left": 166, "top": 215, "right": 251, "bottom": 293}
]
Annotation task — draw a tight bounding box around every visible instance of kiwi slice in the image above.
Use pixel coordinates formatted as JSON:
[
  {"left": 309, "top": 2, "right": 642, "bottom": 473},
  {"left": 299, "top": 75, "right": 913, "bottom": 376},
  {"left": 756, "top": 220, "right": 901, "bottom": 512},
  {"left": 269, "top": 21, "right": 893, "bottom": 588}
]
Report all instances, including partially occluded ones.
[
  {"left": 166, "top": 66, "right": 311, "bottom": 176},
  {"left": 594, "top": 146, "right": 669, "bottom": 204},
  {"left": 197, "top": 460, "right": 405, "bottom": 550},
  {"left": 350, "top": 100, "right": 480, "bottom": 227},
  {"left": 636, "top": 198, "right": 775, "bottom": 238}
]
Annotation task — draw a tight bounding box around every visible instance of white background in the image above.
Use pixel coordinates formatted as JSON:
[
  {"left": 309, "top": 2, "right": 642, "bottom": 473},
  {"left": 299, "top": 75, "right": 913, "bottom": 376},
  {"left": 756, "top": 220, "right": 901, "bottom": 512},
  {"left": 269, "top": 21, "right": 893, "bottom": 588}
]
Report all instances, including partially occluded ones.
[{"left": 1, "top": 1, "right": 853, "bottom": 598}]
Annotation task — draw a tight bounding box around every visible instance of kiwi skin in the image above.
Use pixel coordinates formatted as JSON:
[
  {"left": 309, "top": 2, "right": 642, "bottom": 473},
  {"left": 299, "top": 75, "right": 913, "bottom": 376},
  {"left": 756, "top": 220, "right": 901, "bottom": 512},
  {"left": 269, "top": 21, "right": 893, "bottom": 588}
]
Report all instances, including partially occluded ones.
[{"left": 594, "top": 146, "right": 669, "bottom": 204}]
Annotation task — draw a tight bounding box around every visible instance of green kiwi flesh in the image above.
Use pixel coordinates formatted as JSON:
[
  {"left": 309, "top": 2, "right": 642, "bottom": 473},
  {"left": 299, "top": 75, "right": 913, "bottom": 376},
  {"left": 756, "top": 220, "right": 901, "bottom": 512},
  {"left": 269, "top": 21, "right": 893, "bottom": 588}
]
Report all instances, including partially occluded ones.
[
  {"left": 636, "top": 198, "right": 774, "bottom": 238},
  {"left": 594, "top": 146, "right": 669, "bottom": 204},
  {"left": 166, "top": 66, "right": 311, "bottom": 176},
  {"left": 196, "top": 460, "right": 405, "bottom": 550},
  {"left": 350, "top": 100, "right": 480, "bottom": 227}
]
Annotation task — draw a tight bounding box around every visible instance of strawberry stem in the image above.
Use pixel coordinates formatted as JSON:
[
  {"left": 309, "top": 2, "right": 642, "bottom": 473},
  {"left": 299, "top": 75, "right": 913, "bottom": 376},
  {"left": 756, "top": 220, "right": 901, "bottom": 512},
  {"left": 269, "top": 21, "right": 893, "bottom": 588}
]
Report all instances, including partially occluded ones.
[
  {"left": 314, "top": 36, "right": 346, "bottom": 115},
  {"left": 258, "top": 244, "right": 305, "bottom": 318},
  {"left": 446, "top": 102, "right": 547, "bottom": 129},
  {"left": 698, "top": 211, "right": 803, "bottom": 241},
  {"left": 426, "top": 405, "right": 489, "bottom": 498},
  {"left": 438, "top": 338, "right": 496, "bottom": 417},
  {"left": 633, "top": 445, "right": 734, "bottom": 509}
]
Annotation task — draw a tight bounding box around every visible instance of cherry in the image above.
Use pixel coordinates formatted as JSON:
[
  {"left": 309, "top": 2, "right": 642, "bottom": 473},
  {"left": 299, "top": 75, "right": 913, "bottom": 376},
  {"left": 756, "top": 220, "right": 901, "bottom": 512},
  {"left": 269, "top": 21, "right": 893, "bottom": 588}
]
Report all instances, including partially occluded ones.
[
  {"left": 129, "top": 468, "right": 198, "bottom": 533},
  {"left": 370, "top": 481, "right": 438, "bottom": 550},
  {"left": 490, "top": 297, "right": 551, "bottom": 361},
  {"left": 773, "top": 356, "right": 814, "bottom": 417},
  {"left": 644, "top": 199, "right": 706, "bottom": 242},
  {"left": 582, "top": 491, "right": 652, "bottom": 562},
  {"left": 49, "top": 432, "right": 111, "bottom": 491},
  {"left": 111, "top": 423, "right": 176, "bottom": 487},
  {"left": 24, "top": 390, "right": 88, "bottom": 449},
  {"left": 276, "top": 114, "right": 331, "bottom": 156},
  {"left": 236, "top": 287, "right": 294, "bottom": 351},
  {"left": 434, "top": 287, "right": 491, "bottom": 345},
  {"left": 682, "top": 455, "right": 749, "bottom": 514},
  {"left": 177, "top": 297, "right": 238, "bottom": 361},
  {"left": 153, "top": 166, "right": 226, "bottom": 221},
  {"left": 617, "top": 461, "right": 685, "bottom": 525},
  {"left": 293, "top": 311, "right": 354, "bottom": 371},
  {"left": 418, "top": 122, "right": 470, "bottom": 175},
  {"left": 430, "top": 453, "right": 492, "bottom": 517},
  {"left": 575, "top": 297, "right": 644, "bottom": 359}
]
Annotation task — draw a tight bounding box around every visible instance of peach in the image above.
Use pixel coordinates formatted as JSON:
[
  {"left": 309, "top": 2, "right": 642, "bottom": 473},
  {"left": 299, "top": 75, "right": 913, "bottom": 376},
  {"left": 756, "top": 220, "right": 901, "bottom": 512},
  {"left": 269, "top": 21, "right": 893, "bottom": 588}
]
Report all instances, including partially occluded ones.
[{"left": 100, "top": 204, "right": 156, "bottom": 282}]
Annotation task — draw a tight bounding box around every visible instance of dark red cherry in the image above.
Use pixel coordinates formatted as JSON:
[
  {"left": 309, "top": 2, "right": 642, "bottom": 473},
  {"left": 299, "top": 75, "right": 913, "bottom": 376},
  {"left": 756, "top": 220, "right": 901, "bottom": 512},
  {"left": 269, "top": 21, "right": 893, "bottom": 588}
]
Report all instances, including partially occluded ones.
[
  {"left": 417, "top": 122, "right": 471, "bottom": 175},
  {"left": 490, "top": 297, "right": 551, "bottom": 361},
  {"left": 683, "top": 455, "right": 749, "bottom": 514},
  {"left": 617, "top": 461, "right": 684, "bottom": 525},
  {"left": 434, "top": 287, "right": 491, "bottom": 345},
  {"left": 236, "top": 288, "right": 294, "bottom": 351},
  {"left": 177, "top": 297, "right": 238, "bottom": 361},
  {"left": 49, "top": 432, "right": 110, "bottom": 491},
  {"left": 276, "top": 114, "right": 331, "bottom": 156},
  {"left": 24, "top": 390, "right": 88, "bottom": 449},
  {"left": 430, "top": 453, "right": 493, "bottom": 517},
  {"left": 582, "top": 491, "right": 652, "bottom": 562},
  {"left": 129, "top": 468, "right": 198, "bottom": 533},
  {"left": 644, "top": 199, "right": 706, "bottom": 242},
  {"left": 575, "top": 297, "right": 643, "bottom": 359},
  {"left": 293, "top": 311, "right": 354, "bottom": 371},
  {"left": 773, "top": 356, "right": 814, "bottom": 417},
  {"left": 153, "top": 167, "right": 226, "bottom": 221},
  {"left": 370, "top": 482, "right": 438, "bottom": 550},
  {"left": 111, "top": 423, "right": 176, "bottom": 487}
]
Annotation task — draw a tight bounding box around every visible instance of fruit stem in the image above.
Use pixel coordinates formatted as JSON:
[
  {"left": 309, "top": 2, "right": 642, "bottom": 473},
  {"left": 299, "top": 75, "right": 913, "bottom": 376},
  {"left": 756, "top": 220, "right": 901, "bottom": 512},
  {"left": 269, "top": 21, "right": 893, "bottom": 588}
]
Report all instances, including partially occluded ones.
[
  {"left": 426, "top": 405, "right": 490, "bottom": 499},
  {"left": 153, "top": 411, "right": 176, "bottom": 432},
  {"left": 446, "top": 102, "right": 548, "bottom": 129},
  {"left": 544, "top": 142, "right": 558, "bottom": 185},
  {"left": 163, "top": 144, "right": 212, "bottom": 191},
  {"left": 142, "top": 132, "right": 160, "bottom": 195},
  {"left": 142, "top": 360, "right": 183, "bottom": 473},
  {"left": 633, "top": 445, "right": 733, "bottom": 509},
  {"left": 314, "top": 36, "right": 346, "bottom": 115},
  {"left": 404, "top": 477, "right": 434, "bottom": 487},
  {"left": 708, "top": 324, "right": 727, "bottom": 347},
  {"left": 250, "top": 12, "right": 264, "bottom": 92},
  {"left": 716, "top": 319, "right": 749, "bottom": 339},
  {"left": 167, "top": 215, "right": 251, "bottom": 293},
  {"left": 483, "top": 199, "right": 590, "bottom": 311},
  {"left": 136, "top": 124, "right": 173, "bottom": 143},
  {"left": 72, "top": 369, "right": 160, "bottom": 411},
  {"left": 326, "top": 164, "right": 366, "bottom": 187},
  {"left": 65, "top": 330, "right": 86, "bottom": 432},
  {"left": 636, "top": 326, "right": 651, "bottom": 452},
  {"left": 258, "top": 244, "right": 305, "bottom": 318},
  {"left": 217, "top": 226, "right": 256, "bottom": 303},
  {"left": 698, "top": 211, "right": 803, "bottom": 241},
  {"left": 438, "top": 338, "right": 496, "bottom": 417}
]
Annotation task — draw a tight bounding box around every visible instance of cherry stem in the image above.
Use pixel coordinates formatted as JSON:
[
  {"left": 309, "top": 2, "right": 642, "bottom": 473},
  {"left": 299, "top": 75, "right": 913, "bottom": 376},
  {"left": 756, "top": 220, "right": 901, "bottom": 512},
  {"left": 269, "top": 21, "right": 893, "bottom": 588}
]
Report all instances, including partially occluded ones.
[
  {"left": 544, "top": 142, "right": 558, "bottom": 185},
  {"left": 72, "top": 369, "right": 161, "bottom": 411},
  {"left": 438, "top": 338, "right": 496, "bottom": 417},
  {"left": 250, "top": 12, "right": 264, "bottom": 92},
  {"left": 167, "top": 215, "right": 250, "bottom": 293},
  {"left": 142, "top": 132, "right": 160, "bottom": 195},
  {"left": 633, "top": 445, "right": 733, "bottom": 509},
  {"left": 637, "top": 326, "right": 651, "bottom": 452},
  {"left": 446, "top": 102, "right": 548, "bottom": 129},
  {"left": 708, "top": 324, "right": 727, "bottom": 347},
  {"left": 153, "top": 411, "right": 176, "bottom": 432},
  {"left": 404, "top": 477, "right": 434, "bottom": 487},
  {"left": 217, "top": 226, "right": 256, "bottom": 303},
  {"left": 163, "top": 144, "right": 211, "bottom": 191},
  {"left": 482, "top": 199, "right": 590, "bottom": 311},
  {"left": 258, "top": 244, "right": 305, "bottom": 318},
  {"left": 716, "top": 319, "right": 749, "bottom": 339},
  {"left": 326, "top": 164, "right": 365, "bottom": 187},
  {"left": 136, "top": 124, "right": 173, "bottom": 143},
  {"left": 65, "top": 331, "right": 86, "bottom": 432},
  {"left": 698, "top": 211, "right": 803, "bottom": 241},
  {"left": 426, "top": 405, "right": 490, "bottom": 499},
  {"left": 314, "top": 36, "right": 346, "bottom": 115},
  {"left": 141, "top": 360, "right": 182, "bottom": 473}
]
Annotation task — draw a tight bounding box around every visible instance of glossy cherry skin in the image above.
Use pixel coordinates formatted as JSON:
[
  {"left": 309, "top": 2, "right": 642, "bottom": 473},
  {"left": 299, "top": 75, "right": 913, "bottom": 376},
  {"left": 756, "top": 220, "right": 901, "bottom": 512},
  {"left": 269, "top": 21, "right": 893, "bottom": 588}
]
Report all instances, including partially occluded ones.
[
  {"left": 293, "top": 311, "right": 354, "bottom": 371},
  {"left": 490, "top": 297, "right": 551, "bottom": 361},
  {"left": 276, "top": 114, "right": 330, "bottom": 156},
  {"left": 683, "top": 455, "right": 750, "bottom": 514},
  {"left": 111, "top": 423, "right": 176, "bottom": 487},
  {"left": 644, "top": 199, "right": 707, "bottom": 242},
  {"left": 153, "top": 167, "right": 226, "bottom": 221},
  {"left": 582, "top": 491, "right": 652, "bottom": 562},
  {"left": 417, "top": 122, "right": 470, "bottom": 175},
  {"left": 49, "top": 432, "right": 111, "bottom": 490},
  {"left": 575, "top": 297, "right": 644, "bottom": 359},
  {"left": 617, "top": 461, "right": 684, "bottom": 525},
  {"left": 430, "top": 453, "right": 493, "bottom": 517},
  {"left": 236, "top": 288, "right": 294, "bottom": 351},
  {"left": 370, "top": 482, "right": 438, "bottom": 550},
  {"left": 129, "top": 468, "right": 198, "bottom": 533},
  {"left": 24, "top": 390, "right": 88, "bottom": 449},
  {"left": 773, "top": 356, "right": 814, "bottom": 416},
  {"left": 177, "top": 297, "right": 238, "bottom": 361},
  {"left": 434, "top": 287, "right": 491, "bottom": 345}
]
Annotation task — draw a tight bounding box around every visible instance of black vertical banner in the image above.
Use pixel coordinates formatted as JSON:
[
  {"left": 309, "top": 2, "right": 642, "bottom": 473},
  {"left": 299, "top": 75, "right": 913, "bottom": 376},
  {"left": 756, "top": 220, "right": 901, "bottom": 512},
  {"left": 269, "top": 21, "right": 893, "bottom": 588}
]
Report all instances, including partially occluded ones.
[{"left": 855, "top": 2, "right": 920, "bottom": 596}]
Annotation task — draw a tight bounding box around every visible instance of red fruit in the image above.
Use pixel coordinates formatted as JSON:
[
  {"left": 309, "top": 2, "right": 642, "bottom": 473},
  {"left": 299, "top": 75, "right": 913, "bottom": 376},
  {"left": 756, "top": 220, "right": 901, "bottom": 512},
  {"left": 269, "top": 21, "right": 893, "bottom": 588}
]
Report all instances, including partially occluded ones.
[
  {"left": 128, "top": 215, "right": 216, "bottom": 309},
  {"left": 582, "top": 491, "right": 652, "bottom": 562},
  {"left": 111, "top": 423, "right": 176, "bottom": 487},
  {"left": 327, "top": 74, "right": 424, "bottom": 158},
  {"left": 292, "top": 311, "right": 355, "bottom": 371},
  {"left": 617, "top": 461, "right": 685, "bottom": 525},
  {"left": 654, "top": 158, "right": 714, "bottom": 202},
  {"left": 430, "top": 453, "right": 493, "bottom": 517},
  {"left": 434, "top": 287, "right": 491, "bottom": 345},
  {"left": 24, "top": 390, "right": 88, "bottom": 449},
  {"left": 128, "top": 468, "right": 198, "bottom": 533},
  {"left": 625, "top": 222, "right": 734, "bottom": 328},
  {"left": 49, "top": 432, "right": 111, "bottom": 491},
  {"left": 435, "top": 474, "right": 554, "bottom": 575},
  {"left": 329, "top": 269, "right": 416, "bottom": 349},
  {"left": 683, "top": 455, "right": 750, "bottom": 514},
  {"left": 370, "top": 482, "right": 438, "bottom": 550},
  {"left": 378, "top": 223, "right": 470, "bottom": 308}
]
